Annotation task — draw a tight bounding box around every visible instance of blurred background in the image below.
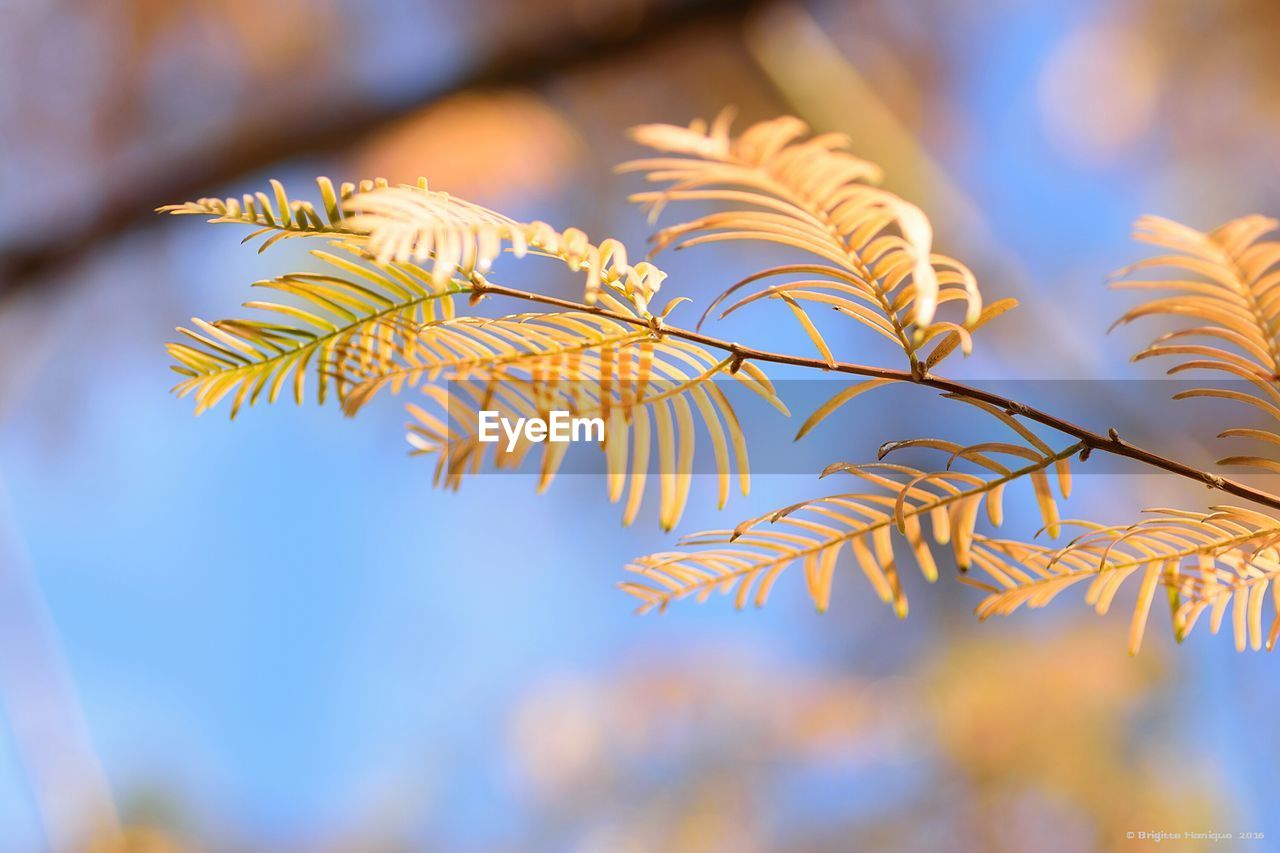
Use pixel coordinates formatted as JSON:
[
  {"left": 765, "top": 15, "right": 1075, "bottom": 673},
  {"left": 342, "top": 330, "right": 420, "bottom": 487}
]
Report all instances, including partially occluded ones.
[{"left": 2, "top": 0, "right": 1279, "bottom": 849}]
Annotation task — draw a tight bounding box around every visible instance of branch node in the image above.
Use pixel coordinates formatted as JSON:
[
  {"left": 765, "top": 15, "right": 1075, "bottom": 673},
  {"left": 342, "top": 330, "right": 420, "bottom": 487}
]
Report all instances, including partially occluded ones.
[
  {"left": 1079, "top": 446, "right": 1093, "bottom": 462},
  {"left": 1108, "top": 427, "right": 1122, "bottom": 444},
  {"left": 1007, "top": 402, "right": 1032, "bottom": 417},
  {"left": 728, "top": 349, "right": 745, "bottom": 374}
]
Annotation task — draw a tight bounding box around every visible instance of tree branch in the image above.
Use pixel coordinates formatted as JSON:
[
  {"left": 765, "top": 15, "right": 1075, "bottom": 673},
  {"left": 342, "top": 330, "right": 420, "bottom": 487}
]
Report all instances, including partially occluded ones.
[
  {"left": 0, "top": 0, "right": 761, "bottom": 301},
  {"left": 470, "top": 278, "right": 1280, "bottom": 513}
]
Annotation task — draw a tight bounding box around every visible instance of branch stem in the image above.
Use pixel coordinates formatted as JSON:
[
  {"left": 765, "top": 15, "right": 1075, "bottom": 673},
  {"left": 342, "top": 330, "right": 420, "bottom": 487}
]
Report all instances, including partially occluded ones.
[{"left": 471, "top": 280, "right": 1280, "bottom": 512}]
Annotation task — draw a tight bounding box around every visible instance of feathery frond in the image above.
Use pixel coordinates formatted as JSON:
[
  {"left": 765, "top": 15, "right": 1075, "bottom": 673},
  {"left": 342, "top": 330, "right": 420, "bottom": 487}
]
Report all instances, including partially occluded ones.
[
  {"left": 159, "top": 176, "right": 376, "bottom": 251},
  {"left": 622, "top": 423, "right": 1078, "bottom": 616},
  {"left": 341, "top": 184, "right": 668, "bottom": 311},
  {"left": 1115, "top": 214, "right": 1280, "bottom": 471},
  {"left": 967, "top": 505, "right": 1280, "bottom": 653},
  {"left": 621, "top": 113, "right": 989, "bottom": 367},
  {"left": 167, "top": 244, "right": 462, "bottom": 416},
  {"left": 164, "top": 177, "right": 667, "bottom": 312},
  {"left": 157, "top": 114, "right": 1280, "bottom": 656},
  {"left": 370, "top": 306, "right": 786, "bottom": 529},
  {"left": 338, "top": 293, "right": 653, "bottom": 415}
]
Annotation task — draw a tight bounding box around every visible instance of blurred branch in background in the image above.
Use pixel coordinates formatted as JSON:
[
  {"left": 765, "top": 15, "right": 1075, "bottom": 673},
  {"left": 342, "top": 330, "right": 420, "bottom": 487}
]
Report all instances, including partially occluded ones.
[{"left": 0, "top": 0, "right": 763, "bottom": 304}]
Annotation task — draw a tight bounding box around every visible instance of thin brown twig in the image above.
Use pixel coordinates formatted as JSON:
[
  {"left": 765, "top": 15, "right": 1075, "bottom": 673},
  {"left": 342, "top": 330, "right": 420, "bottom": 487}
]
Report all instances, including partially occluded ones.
[{"left": 470, "top": 279, "right": 1280, "bottom": 513}]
